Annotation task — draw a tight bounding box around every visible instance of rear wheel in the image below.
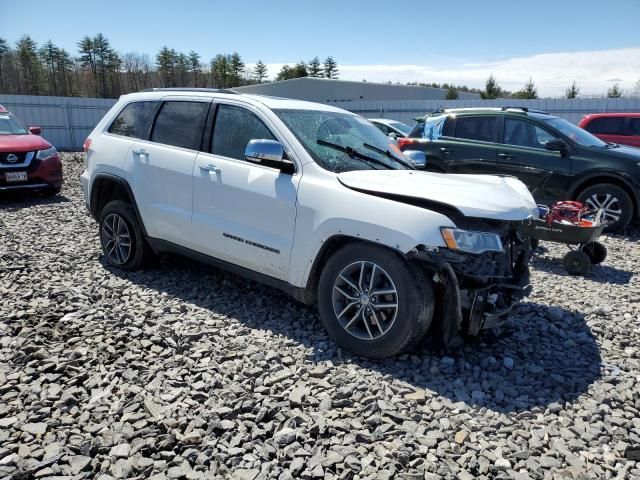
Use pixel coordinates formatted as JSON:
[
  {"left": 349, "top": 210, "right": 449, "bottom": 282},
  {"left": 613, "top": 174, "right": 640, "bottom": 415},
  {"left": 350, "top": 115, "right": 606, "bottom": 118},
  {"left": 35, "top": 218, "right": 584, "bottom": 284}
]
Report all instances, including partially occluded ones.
[
  {"left": 99, "top": 200, "right": 151, "bottom": 270},
  {"left": 317, "top": 243, "right": 434, "bottom": 358},
  {"left": 563, "top": 250, "right": 591, "bottom": 275},
  {"left": 42, "top": 186, "right": 61, "bottom": 197},
  {"left": 581, "top": 241, "right": 607, "bottom": 265},
  {"left": 576, "top": 183, "right": 633, "bottom": 232}
]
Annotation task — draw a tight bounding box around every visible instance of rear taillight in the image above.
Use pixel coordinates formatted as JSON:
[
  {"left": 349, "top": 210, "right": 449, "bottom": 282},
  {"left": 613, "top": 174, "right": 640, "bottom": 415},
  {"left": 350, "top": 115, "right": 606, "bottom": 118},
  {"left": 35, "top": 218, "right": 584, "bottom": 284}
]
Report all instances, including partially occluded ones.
[
  {"left": 397, "top": 138, "right": 417, "bottom": 149},
  {"left": 83, "top": 138, "right": 92, "bottom": 153}
]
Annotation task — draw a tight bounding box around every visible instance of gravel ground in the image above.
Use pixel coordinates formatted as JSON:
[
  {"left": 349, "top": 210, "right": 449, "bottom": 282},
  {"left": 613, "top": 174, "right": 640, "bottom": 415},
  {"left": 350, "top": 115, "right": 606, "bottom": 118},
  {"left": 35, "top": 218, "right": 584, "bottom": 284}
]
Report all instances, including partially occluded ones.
[{"left": 1, "top": 153, "right": 639, "bottom": 480}]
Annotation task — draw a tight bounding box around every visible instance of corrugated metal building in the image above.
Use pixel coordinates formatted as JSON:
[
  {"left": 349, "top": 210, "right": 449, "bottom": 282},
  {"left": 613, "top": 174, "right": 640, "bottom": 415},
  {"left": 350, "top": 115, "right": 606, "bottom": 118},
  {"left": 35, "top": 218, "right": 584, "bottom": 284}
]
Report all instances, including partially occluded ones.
[{"left": 233, "top": 77, "right": 481, "bottom": 103}]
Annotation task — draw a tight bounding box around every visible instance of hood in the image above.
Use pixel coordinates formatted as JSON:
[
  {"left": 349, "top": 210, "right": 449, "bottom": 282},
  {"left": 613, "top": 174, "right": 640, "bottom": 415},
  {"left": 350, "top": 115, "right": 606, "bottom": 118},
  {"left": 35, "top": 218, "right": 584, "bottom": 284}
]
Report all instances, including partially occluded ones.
[
  {"left": 338, "top": 170, "right": 538, "bottom": 221},
  {"left": 0, "top": 134, "right": 52, "bottom": 152},
  {"left": 596, "top": 144, "right": 640, "bottom": 160}
]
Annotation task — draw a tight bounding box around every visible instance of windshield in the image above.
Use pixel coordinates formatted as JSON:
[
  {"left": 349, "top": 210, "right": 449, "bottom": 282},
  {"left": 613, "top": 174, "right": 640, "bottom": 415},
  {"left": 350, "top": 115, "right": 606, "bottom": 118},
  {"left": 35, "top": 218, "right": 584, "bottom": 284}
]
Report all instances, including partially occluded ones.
[
  {"left": 389, "top": 121, "right": 413, "bottom": 135},
  {"left": 0, "top": 113, "right": 28, "bottom": 135},
  {"left": 543, "top": 117, "right": 607, "bottom": 148},
  {"left": 275, "top": 109, "right": 409, "bottom": 172}
]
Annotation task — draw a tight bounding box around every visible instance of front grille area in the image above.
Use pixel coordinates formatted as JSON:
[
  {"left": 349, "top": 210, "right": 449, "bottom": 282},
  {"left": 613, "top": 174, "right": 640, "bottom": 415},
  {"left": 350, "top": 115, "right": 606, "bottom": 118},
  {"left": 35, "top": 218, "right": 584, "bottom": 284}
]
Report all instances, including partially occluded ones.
[{"left": 0, "top": 151, "right": 31, "bottom": 165}]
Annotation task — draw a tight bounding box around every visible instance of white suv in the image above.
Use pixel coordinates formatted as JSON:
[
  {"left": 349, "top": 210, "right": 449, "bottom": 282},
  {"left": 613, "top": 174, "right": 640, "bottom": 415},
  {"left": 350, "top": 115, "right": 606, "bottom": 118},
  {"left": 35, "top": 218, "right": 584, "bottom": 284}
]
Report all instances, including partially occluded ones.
[{"left": 82, "top": 88, "right": 538, "bottom": 358}]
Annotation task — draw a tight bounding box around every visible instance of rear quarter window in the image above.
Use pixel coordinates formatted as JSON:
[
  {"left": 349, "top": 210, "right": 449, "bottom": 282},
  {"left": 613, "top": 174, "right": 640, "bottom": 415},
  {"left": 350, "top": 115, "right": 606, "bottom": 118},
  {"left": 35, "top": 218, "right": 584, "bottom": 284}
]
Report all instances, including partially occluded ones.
[{"left": 108, "top": 101, "right": 157, "bottom": 139}]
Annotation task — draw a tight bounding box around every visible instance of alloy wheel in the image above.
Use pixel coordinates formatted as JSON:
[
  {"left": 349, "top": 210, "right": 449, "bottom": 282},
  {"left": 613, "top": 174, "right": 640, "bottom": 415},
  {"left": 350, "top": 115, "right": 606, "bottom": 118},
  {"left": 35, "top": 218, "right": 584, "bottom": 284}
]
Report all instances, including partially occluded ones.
[
  {"left": 331, "top": 261, "right": 398, "bottom": 340},
  {"left": 101, "top": 213, "right": 132, "bottom": 265},
  {"left": 585, "top": 193, "right": 622, "bottom": 223}
]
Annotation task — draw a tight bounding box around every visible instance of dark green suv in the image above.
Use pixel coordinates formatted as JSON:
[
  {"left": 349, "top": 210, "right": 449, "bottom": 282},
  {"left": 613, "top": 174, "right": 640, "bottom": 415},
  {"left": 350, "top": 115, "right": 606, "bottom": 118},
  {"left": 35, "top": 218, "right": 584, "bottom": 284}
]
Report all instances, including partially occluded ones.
[{"left": 399, "top": 107, "right": 640, "bottom": 232}]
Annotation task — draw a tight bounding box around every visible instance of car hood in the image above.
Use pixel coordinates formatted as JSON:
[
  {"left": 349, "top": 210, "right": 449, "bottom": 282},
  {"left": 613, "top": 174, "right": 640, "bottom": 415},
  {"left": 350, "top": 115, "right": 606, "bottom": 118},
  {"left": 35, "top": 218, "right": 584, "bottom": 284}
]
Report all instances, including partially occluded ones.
[
  {"left": 338, "top": 170, "right": 539, "bottom": 221},
  {"left": 597, "top": 144, "right": 640, "bottom": 160},
  {"left": 0, "top": 134, "right": 51, "bottom": 152}
]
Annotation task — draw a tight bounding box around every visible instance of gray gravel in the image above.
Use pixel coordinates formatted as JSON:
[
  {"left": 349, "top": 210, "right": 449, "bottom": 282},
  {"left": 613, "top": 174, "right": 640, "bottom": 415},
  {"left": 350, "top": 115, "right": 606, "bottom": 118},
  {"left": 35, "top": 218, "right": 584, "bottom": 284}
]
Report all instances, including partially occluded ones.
[{"left": 1, "top": 153, "right": 639, "bottom": 479}]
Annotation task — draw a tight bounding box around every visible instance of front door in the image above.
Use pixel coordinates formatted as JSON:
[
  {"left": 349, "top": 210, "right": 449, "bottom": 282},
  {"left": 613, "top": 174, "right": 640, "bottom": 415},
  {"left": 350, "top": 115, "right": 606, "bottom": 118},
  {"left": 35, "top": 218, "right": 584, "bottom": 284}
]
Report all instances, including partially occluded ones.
[
  {"left": 191, "top": 102, "right": 299, "bottom": 280},
  {"left": 497, "top": 116, "right": 572, "bottom": 204}
]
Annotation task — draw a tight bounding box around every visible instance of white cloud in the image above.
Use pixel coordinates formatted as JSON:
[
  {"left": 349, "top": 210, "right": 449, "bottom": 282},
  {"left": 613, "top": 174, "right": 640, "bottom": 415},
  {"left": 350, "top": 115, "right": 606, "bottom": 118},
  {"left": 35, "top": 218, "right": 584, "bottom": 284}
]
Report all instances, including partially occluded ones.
[{"left": 249, "top": 48, "right": 640, "bottom": 97}]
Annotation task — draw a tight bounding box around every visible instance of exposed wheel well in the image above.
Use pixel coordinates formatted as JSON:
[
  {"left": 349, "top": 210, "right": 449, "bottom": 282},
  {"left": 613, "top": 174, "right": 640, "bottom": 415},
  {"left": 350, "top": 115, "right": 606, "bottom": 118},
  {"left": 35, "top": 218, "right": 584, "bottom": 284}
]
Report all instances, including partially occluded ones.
[
  {"left": 90, "top": 176, "right": 134, "bottom": 220},
  {"left": 572, "top": 176, "right": 638, "bottom": 216}
]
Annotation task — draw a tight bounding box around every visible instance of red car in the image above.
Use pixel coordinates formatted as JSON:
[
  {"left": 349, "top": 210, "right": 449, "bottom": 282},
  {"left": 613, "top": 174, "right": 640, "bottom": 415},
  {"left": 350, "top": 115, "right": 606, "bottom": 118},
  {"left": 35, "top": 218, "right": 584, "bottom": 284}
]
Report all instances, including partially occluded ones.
[
  {"left": 0, "top": 105, "right": 63, "bottom": 195},
  {"left": 578, "top": 113, "right": 640, "bottom": 149}
]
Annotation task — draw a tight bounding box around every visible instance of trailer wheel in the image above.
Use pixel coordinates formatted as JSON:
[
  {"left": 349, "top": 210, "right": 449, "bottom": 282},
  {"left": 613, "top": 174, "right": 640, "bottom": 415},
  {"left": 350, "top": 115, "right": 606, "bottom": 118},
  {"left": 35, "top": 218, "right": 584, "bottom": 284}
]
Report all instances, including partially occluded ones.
[
  {"left": 563, "top": 250, "right": 591, "bottom": 275},
  {"left": 581, "top": 241, "right": 607, "bottom": 265}
]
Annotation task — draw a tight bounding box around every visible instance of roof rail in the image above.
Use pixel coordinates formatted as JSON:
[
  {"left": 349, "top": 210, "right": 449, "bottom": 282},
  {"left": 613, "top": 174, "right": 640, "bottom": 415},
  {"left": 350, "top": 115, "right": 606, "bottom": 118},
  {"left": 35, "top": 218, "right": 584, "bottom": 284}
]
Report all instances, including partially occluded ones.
[
  {"left": 501, "top": 106, "right": 549, "bottom": 115},
  {"left": 139, "top": 87, "right": 238, "bottom": 94}
]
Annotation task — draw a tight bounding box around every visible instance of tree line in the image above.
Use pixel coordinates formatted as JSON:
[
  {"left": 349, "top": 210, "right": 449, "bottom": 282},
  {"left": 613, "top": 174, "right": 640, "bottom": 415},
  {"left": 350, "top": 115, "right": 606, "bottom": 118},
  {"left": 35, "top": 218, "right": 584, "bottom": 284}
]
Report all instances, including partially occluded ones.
[{"left": 0, "top": 34, "right": 341, "bottom": 98}]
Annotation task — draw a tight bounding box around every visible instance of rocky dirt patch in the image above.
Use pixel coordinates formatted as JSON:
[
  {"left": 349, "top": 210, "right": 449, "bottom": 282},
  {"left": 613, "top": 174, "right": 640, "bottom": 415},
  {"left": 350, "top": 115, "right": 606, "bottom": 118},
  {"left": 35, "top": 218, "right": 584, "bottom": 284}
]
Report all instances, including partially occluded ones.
[{"left": 0, "top": 154, "right": 639, "bottom": 479}]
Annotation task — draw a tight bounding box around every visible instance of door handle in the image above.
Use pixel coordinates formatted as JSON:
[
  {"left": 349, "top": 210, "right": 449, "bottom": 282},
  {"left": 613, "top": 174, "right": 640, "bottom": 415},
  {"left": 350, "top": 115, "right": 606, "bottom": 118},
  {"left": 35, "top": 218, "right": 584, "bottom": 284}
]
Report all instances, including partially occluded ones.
[
  {"left": 440, "top": 147, "right": 452, "bottom": 154},
  {"left": 200, "top": 163, "right": 220, "bottom": 172},
  {"left": 132, "top": 148, "right": 148, "bottom": 156},
  {"left": 498, "top": 153, "right": 515, "bottom": 160}
]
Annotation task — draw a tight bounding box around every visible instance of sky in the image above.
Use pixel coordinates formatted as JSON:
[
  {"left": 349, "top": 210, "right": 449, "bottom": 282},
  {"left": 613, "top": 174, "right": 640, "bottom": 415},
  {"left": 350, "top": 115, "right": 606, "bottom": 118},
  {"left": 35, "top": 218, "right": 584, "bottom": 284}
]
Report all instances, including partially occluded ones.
[{"left": 3, "top": 0, "right": 640, "bottom": 97}]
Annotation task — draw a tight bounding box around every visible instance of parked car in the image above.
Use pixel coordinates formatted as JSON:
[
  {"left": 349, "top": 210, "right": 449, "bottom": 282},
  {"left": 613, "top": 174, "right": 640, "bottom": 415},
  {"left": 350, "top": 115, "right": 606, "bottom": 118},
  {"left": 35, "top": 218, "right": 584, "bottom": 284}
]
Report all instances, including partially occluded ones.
[
  {"left": 0, "top": 105, "right": 63, "bottom": 195},
  {"left": 578, "top": 113, "right": 640, "bottom": 149},
  {"left": 82, "top": 89, "right": 537, "bottom": 358},
  {"left": 399, "top": 107, "right": 640, "bottom": 232},
  {"left": 369, "top": 118, "right": 413, "bottom": 139}
]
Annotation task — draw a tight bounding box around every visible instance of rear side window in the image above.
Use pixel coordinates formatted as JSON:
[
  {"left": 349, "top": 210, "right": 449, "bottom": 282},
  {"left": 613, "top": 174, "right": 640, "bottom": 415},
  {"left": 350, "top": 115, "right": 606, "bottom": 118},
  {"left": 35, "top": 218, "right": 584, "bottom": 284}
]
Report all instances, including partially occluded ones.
[
  {"left": 423, "top": 115, "right": 447, "bottom": 140},
  {"left": 584, "top": 117, "right": 626, "bottom": 135},
  {"left": 454, "top": 116, "right": 496, "bottom": 142},
  {"left": 108, "top": 101, "right": 157, "bottom": 139},
  {"left": 151, "top": 101, "right": 210, "bottom": 150},
  {"left": 629, "top": 118, "right": 640, "bottom": 135},
  {"left": 212, "top": 104, "right": 275, "bottom": 160}
]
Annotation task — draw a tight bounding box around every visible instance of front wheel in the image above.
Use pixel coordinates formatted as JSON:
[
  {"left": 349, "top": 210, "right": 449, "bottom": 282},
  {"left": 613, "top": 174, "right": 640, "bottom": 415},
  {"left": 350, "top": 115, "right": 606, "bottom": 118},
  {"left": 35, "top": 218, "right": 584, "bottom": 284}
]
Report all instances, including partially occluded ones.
[
  {"left": 317, "top": 243, "right": 434, "bottom": 358},
  {"left": 577, "top": 183, "right": 633, "bottom": 233}
]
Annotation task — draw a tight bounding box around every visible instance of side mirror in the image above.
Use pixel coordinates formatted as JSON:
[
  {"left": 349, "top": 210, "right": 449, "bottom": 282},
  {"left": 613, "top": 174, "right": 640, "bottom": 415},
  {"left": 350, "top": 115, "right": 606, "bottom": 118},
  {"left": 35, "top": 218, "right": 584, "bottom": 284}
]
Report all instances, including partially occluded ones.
[
  {"left": 244, "top": 139, "right": 294, "bottom": 172},
  {"left": 403, "top": 150, "right": 427, "bottom": 169},
  {"left": 29, "top": 126, "right": 42, "bottom": 135},
  {"left": 545, "top": 139, "right": 568, "bottom": 154}
]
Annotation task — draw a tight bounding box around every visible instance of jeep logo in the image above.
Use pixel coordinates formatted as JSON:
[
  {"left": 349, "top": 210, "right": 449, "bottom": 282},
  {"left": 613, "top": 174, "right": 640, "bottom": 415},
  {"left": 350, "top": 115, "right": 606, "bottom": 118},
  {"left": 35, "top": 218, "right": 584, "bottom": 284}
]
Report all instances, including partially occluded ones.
[{"left": 6, "top": 154, "right": 18, "bottom": 163}]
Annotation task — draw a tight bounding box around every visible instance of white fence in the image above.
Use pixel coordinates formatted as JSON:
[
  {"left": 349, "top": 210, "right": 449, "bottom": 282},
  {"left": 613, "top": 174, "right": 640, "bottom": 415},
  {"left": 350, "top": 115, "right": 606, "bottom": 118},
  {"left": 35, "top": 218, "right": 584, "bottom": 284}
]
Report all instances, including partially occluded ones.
[
  {"left": 347, "top": 98, "right": 640, "bottom": 125},
  {"left": 0, "top": 94, "right": 116, "bottom": 151},
  {"left": 2, "top": 94, "right": 640, "bottom": 151}
]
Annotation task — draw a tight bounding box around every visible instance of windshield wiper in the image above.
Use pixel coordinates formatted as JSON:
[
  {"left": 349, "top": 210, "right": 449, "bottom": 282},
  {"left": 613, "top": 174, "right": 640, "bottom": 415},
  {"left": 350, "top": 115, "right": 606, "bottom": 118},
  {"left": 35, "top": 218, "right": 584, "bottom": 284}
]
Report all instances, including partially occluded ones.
[
  {"left": 363, "top": 142, "right": 415, "bottom": 169},
  {"left": 316, "top": 139, "right": 393, "bottom": 170}
]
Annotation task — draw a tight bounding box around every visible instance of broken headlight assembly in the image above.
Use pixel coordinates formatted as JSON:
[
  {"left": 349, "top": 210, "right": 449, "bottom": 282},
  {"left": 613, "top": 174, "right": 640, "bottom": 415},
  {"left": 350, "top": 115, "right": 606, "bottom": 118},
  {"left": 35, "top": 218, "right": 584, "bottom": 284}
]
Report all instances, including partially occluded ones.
[{"left": 440, "top": 227, "right": 504, "bottom": 254}]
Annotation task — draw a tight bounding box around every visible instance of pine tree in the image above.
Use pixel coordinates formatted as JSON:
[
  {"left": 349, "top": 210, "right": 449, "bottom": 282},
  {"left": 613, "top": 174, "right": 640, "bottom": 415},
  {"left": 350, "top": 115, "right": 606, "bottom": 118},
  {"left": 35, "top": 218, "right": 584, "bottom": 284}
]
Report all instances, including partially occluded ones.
[
  {"left": 445, "top": 87, "right": 459, "bottom": 100},
  {"left": 229, "top": 52, "right": 245, "bottom": 87},
  {"left": 0, "top": 38, "right": 9, "bottom": 92},
  {"left": 156, "top": 46, "right": 176, "bottom": 87},
  {"left": 607, "top": 83, "right": 622, "bottom": 98},
  {"left": 292, "top": 61, "right": 308, "bottom": 78},
  {"left": 565, "top": 81, "right": 580, "bottom": 99},
  {"left": 276, "top": 65, "right": 293, "bottom": 81},
  {"left": 16, "top": 35, "right": 42, "bottom": 94},
  {"left": 210, "top": 54, "right": 230, "bottom": 88},
  {"left": 323, "top": 56, "right": 338, "bottom": 79},
  {"left": 253, "top": 60, "right": 268, "bottom": 83},
  {"left": 308, "top": 56, "right": 322, "bottom": 77},
  {"left": 188, "top": 51, "right": 201, "bottom": 87},
  {"left": 481, "top": 74, "right": 502, "bottom": 99},
  {"left": 515, "top": 77, "right": 538, "bottom": 99}
]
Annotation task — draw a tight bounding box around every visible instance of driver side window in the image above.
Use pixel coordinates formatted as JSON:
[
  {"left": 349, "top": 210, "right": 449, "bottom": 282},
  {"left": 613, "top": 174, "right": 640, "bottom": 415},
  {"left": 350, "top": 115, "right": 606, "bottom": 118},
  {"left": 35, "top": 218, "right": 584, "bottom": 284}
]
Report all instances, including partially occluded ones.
[
  {"left": 212, "top": 104, "right": 275, "bottom": 161},
  {"left": 504, "top": 118, "right": 559, "bottom": 149}
]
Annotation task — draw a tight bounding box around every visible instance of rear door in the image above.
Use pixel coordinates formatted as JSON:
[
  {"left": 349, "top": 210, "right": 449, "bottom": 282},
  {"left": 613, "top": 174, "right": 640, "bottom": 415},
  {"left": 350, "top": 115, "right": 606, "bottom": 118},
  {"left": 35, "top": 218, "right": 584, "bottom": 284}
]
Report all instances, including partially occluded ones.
[
  {"left": 625, "top": 117, "right": 640, "bottom": 148},
  {"left": 446, "top": 115, "right": 500, "bottom": 174},
  {"left": 127, "top": 98, "right": 210, "bottom": 246},
  {"left": 191, "top": 101, "right": 299, "bottom": 280},
  {"left": 496, "top": 116, "right": 572, "bottom": 203}
]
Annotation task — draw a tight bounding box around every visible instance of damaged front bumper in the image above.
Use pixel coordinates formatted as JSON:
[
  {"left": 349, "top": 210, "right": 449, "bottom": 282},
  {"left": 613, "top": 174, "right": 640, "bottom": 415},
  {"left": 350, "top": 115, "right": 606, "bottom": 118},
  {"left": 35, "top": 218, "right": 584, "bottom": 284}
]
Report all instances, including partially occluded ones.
[{"left": 410, "top": 228, "right": 532, "bottom": 347}]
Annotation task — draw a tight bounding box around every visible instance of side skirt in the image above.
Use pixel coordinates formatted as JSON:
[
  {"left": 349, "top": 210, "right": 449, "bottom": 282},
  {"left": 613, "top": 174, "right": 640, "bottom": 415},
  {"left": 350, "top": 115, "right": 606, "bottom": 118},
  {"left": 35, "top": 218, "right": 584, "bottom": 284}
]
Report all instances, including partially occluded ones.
[{"left": 146, "top": 237, "right": 315, "bottom": 305}]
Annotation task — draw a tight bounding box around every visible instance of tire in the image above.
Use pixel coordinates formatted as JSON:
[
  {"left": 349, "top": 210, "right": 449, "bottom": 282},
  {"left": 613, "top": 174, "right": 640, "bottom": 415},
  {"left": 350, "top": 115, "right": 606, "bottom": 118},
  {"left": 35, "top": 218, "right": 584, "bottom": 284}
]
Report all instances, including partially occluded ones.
[
  {"left": 576, "top": 183, "right": 633, "bottom": 233},
  {"left": 317, "top": 242, "right": 434, "bottom": 359},
  {"left": 581, "top": 241, "right": 607, "bottom": 265},
  {"left": 98, "top": 200, "right": 151, "bottom": 270},
  {"left": 563, "top": 250, "right": 591, "bottom": 275}
]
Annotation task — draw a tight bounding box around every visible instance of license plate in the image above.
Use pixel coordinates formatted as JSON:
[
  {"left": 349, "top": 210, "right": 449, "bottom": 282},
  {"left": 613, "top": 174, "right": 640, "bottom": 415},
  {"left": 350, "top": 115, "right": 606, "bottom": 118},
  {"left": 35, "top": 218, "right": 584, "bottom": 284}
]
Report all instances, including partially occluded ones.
[{"left": 5, "top": 172, "right": 28, "bottom": 182}]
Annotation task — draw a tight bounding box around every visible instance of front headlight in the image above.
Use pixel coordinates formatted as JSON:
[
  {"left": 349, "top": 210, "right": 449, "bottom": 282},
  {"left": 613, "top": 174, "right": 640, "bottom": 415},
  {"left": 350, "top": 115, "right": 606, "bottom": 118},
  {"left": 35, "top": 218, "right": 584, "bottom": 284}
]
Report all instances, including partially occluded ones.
[
  {"left": 441, "top": 228, "right": 503, "bottom": 254},
  {"left": 36, "top": 147, "right": 57, "bottom": 160}
]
